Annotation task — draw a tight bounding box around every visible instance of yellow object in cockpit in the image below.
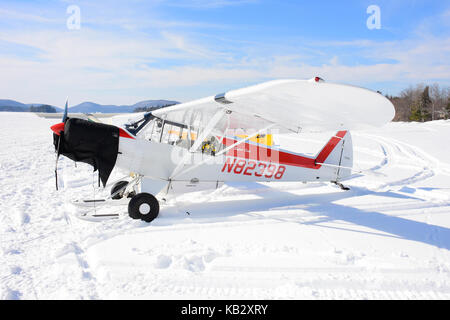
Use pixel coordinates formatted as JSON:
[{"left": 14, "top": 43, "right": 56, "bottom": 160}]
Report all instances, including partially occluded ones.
[{"left": 236, "top": 134, "right": 273, "bottom": 146}]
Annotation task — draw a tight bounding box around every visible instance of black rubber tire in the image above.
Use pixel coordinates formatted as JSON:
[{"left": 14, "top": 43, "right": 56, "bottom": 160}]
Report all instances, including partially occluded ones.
[
  {"left": 128, "top": 193, "right": 159, "bottom": 223},
  {"left": 111, "top": 181, "right": 129, "bottom": 200}
]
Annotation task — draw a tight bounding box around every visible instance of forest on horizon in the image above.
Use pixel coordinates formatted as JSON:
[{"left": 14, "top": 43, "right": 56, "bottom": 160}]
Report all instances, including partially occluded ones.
[{"left": 386, "top": 83, "right": 450, "bottom": 122}]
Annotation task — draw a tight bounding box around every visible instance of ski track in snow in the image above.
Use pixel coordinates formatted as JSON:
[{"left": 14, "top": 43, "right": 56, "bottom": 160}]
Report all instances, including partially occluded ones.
[{"left": 1, "top": 113, "right": 450, "bottom": 299}]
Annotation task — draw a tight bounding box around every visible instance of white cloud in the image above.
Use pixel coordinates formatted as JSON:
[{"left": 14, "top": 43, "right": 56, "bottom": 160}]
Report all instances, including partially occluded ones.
[{"left": 0, "top": 11, "right": 448, "bottom": 106}]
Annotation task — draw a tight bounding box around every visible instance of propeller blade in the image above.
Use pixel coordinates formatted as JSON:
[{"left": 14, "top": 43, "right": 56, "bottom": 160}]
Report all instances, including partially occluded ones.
[
  {"left": 53, "top": 97, "right": 68, "bottom": 190},
  {"left": 55, "top": 133, "right": 62, "bottom": 190},
  {"left": 62, "top": 98, "right": 68, "bottom": 122}
]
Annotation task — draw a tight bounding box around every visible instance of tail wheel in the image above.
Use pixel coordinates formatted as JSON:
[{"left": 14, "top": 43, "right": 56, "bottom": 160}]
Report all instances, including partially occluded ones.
[
  {"left": 128, "top": 193, "right": 159, "bottom": 223},
  {"left": 111, "top": 181, "right": 129, "bottom": 200}
]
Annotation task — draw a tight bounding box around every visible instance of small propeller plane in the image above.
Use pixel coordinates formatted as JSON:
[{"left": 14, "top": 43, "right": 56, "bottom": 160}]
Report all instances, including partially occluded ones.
[{"left": 51, "top": 77, "right": 395, "bottom": 222}]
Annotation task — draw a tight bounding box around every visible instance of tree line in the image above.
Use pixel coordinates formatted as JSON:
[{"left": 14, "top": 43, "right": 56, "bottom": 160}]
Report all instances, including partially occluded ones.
[
  {"left": 386, "top": 83, "right": 450, "bottom": 122},
  {"left": 29, "top": 105, "right": 58, "bottom": 113}
]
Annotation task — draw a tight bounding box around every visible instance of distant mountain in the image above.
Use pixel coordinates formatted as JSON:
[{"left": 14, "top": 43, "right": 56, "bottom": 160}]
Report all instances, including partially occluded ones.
[
  {"left": 0, "top": 99, "right": 28, "bottom": 108},
  {"left": 69, "top": 100, "right": 179, "bottom": 113},
  {"left": 0, "top": 99, "right": 179, "bottom": 113},
  {"left": 0, "top": 99, "right": 29, "bottom": 112},
  {"left": 68, "top": 102, "right": 133, "bottom": 113},
  {"left": 0, "top": 99, "right": 63, "bottom": 112}
]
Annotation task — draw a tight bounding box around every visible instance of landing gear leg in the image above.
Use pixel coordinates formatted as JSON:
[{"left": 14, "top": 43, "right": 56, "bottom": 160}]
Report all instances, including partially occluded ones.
[{"left": 332, "top": 181, "right": 350, "bottom": 191}]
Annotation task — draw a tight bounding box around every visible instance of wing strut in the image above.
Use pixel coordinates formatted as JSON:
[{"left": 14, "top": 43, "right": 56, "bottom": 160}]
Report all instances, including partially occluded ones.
[
  {"left": 188, "top": 109, "right": 226, "bottom": 153},
  {"left": 169, "top": 108, "right": 226, "bottom": 179}
]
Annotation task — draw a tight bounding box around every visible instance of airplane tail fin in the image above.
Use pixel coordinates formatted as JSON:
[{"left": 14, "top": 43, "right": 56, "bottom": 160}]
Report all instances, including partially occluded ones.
[{"left": 316, "top": 131, "right": 353, "bottom": 181}]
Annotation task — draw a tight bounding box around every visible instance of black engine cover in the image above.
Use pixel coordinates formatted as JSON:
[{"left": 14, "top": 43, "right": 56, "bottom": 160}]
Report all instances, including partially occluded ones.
[{"left": 53, "top": 118, "right": 120, "bottom": 187}]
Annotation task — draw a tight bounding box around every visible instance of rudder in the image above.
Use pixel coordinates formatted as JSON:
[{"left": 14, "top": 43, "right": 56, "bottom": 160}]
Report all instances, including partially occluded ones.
[{"left": 316, "top": 131, "right": 353, "bottom": 181}]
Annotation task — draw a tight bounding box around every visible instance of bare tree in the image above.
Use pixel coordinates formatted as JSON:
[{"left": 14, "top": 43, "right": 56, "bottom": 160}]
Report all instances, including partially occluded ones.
[
  {"left": 430, "top": 83, "right": 447, "bottom": 120},
  {"left": 389, "top": 83, "right": 450, "bottom": 122}
]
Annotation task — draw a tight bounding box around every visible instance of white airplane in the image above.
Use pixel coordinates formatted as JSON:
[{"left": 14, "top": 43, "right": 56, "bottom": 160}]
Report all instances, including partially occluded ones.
[{"left": 51, "top": 77, "right": 395, "bottom": 222}]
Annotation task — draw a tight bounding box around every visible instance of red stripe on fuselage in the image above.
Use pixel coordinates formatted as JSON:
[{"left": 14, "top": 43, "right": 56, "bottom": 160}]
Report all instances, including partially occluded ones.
[
  {"left": 119, "top": 128, "right": 135, "bottom": 139},
  {"left": 221, "top": 131, "right": 347, "bottom": 170}
]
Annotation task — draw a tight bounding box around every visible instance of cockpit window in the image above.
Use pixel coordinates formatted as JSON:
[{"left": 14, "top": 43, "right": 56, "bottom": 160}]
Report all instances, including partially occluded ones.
[{"left": 133, "top": 113, "right": 225, "bottom": 155}]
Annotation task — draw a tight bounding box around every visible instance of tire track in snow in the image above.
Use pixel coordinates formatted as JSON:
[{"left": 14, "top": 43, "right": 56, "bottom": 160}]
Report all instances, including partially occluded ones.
[
  {"left": 356, "top": 132, "right": 450, "bottom": 273},
  {"left": 357, "top": 133, "right": 437, "bottom": 188}
]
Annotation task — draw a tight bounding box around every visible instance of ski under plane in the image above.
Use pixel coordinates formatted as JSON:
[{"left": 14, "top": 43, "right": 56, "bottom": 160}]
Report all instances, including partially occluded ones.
[{"left": 51, "top": 77, "right": 395, "bottom": 222}]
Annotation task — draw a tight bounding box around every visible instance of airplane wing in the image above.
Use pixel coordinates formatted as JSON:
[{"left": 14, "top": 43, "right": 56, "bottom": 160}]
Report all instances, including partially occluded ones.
[{"left": 150, "top": 78, "right": 395, "bottom": 134}]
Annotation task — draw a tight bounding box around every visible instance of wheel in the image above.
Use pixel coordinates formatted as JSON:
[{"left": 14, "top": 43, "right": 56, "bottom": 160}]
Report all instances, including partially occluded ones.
[
  {"left": 111, "top": 181, "right": 129, "bottom": 200},
  {"left": 128, "top": 193, "right": 160, "bottom": 223}
]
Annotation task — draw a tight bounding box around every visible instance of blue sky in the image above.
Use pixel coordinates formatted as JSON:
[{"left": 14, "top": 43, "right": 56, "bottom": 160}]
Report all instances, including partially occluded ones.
[{"left": 0, "top": 0, "right": 449, "bottom": 106}]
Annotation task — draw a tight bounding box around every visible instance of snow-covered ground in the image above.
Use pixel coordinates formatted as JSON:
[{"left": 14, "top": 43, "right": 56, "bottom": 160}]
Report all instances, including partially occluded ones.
[{"left": 1, "top": 112, "right": 450, "bottom": 300}]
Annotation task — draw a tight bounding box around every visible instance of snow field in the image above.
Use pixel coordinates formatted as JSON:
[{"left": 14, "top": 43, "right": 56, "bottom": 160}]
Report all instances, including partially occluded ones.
[{"left": 1, "top": 113, "right": 450, "bottom": 299}]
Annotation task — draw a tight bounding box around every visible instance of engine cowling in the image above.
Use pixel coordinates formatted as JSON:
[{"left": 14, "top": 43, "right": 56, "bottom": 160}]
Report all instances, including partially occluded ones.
[{"left": 52, "top": 118, "right": 120, "bottom": 187}]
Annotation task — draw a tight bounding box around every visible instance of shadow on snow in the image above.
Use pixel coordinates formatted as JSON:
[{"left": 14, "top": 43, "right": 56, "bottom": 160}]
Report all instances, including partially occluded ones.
[{"left": 152, "top": 182, "right": 450, "bottom": 251}]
